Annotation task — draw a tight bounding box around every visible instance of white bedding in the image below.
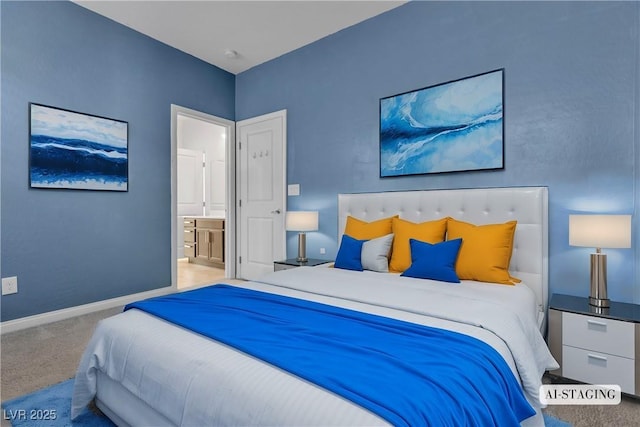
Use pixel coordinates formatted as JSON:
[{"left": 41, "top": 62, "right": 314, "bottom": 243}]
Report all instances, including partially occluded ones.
[{"left": 72, "top": 267, "right": 558, "bottom": 426}]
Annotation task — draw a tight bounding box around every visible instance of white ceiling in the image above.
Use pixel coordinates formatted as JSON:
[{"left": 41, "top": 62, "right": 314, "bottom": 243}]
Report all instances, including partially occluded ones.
[{"left": 73, "top": 1, "right": 407, "bottom": 75}]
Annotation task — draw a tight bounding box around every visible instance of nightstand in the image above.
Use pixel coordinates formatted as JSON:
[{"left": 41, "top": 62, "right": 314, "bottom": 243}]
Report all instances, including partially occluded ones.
[
  {"left": 273, "top": 258, "right": 331, "bottom": 272},
  {"left": 548, "top": 294, "right": 640, "bottom": 396}
]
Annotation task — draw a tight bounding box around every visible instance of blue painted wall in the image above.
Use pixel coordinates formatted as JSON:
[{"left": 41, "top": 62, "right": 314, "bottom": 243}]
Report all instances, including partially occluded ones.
[
  {"left": 0, "top": 1, "right": 234, "bottom": 321},
  {"left": 237, "top": 1, "right": 640, "bottom": 303},
  {"left": 2, "top": 1, "right": 639, "bottom": 322}
]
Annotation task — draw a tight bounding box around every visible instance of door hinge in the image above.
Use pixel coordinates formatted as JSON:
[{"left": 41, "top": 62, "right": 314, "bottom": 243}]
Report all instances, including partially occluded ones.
[
  {"left": 239, "top": 199, "right": 242, "bottom": 207},
  {"left": 238, "top": 141, "right": 241, "bottom": 150},
  {"left": 239, "top": 256, "right": 242, "bottom": 264}
]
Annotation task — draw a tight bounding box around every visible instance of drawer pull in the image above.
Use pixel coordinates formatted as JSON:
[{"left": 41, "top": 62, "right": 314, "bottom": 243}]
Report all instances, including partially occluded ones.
[
  {"left": 587, "top": 353, "right": 608, "bottom": 362},
  {"left": 587, "top": 319, "right": 607, "bottom": 327},
  {"left": 184, "top": 230, "right": 194, "bottom": 233}
]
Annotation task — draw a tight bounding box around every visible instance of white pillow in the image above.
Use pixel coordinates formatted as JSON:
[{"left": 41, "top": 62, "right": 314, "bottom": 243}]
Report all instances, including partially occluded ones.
[{"left": 361, "top": 234, "right": 393, "bottom": 273}]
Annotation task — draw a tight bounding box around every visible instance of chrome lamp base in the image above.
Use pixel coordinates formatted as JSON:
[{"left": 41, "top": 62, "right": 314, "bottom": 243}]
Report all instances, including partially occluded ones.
[
  {"left": 589, "top": 296, "right": 610, "bottom": 308},
  {"left": 296, "top": 232, "right": 308, "bottom": 263},
  {"left": 589, "top": 251, "right": 609, "bottom": 308}
]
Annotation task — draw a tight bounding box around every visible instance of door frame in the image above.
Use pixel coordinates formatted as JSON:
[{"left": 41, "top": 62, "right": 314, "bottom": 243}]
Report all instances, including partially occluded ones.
[{"left": 171, "top": 105, "right": 236, "bottom": 289}]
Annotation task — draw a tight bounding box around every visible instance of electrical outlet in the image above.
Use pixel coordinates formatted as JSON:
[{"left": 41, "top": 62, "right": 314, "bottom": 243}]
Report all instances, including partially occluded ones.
[
  {"left": 320, "top": 248, "right": 326, "bottom": 255},
  {"left": 2, "top": 276, "right": 18, "bottom": 295}
]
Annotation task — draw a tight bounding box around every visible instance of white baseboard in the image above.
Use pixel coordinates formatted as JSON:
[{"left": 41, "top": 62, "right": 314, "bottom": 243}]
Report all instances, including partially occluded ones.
[{"left": 0, "top": 285, "right": 176, "bottom": 335}]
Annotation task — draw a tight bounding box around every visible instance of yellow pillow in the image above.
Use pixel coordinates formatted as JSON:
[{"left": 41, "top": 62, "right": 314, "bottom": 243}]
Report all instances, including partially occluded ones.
[
  {"left": 344, "top": 215, "right": 397, "bottom": 240},
  {"left": 446, "top": 218, "right": 520, "bottom": 285},
  {"left": 389, "top": 217, "right": 448, "bottom": 273}
]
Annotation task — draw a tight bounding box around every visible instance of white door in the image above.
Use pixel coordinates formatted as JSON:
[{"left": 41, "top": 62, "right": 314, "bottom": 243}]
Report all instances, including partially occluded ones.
[
  {"left": 206, "top": 135, "right": 227, "bottom": 215},
  {"left": 177, "top": 147, "right": 204, "bottom": 217},
  {"left": 237, "top": 110, "right": 286, "bottom": 280},
  {"left": 177, "top": 147, "right": 204, "bottom": 258}
]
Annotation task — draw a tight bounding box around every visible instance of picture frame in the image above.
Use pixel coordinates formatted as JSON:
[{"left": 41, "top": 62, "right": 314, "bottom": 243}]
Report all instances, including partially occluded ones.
[
  {"left": 29, "top": 103, "right": 129, "bottom": 191},
  {"left": 379, "top": 69, "right": 504, "bottom": 177}
]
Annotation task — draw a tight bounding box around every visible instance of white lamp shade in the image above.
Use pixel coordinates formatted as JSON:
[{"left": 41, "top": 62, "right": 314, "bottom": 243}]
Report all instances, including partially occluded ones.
[
  {"left": 286, "top": 211, "right": 318, "bottom": 232},
  {"left": 569, "top": 214, "right": 631, "bottom": 248}
]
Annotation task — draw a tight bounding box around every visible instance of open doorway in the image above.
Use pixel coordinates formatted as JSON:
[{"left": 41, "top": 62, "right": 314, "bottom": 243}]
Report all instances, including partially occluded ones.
[{"left": 171, "top": 105, "right": 236, "bottom": 290}]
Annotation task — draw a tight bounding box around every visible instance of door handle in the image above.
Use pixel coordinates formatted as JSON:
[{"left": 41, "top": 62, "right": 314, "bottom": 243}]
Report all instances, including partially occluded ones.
[{"left": 271, "top": 209, "right": 281, "bottom": 214}]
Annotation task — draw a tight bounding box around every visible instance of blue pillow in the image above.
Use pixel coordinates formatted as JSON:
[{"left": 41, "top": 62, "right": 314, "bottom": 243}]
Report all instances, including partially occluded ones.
[
  {"left": 334, "top": 234, "right": 366, "bottom": 271},
  {"left": 401, "top": 238, "right": 462, "bottom": 283}
]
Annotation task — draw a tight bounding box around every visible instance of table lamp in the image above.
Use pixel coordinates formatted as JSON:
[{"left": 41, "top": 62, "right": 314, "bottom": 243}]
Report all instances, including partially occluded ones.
[
  {"left": 286, "top": 211, "right": 319, "bottom": 262},
  {"left": 569, "top": 214, "right": 632, "bottom": 308}
]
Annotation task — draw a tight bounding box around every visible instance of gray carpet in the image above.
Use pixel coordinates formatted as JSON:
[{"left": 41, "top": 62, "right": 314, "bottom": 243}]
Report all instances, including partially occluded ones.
[
  {"left": 1, "top": 306, "right": 123, "bottom": 403},
  {"left": 2, "top": 306, "right": 639, "bottom": 426},
  {"left": 541, "top": 374, "right": 640, "bottom": 427}
]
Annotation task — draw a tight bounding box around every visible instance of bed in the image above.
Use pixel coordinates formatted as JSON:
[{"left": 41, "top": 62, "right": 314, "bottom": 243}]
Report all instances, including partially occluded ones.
[{"left": 72, "top": 186, "right": 558, "bottom": 427}]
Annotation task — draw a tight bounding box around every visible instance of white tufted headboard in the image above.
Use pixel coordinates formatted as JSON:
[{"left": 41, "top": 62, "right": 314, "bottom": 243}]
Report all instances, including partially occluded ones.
[{"left": 338, "top": 187, "right": 549, "bottom": 321}]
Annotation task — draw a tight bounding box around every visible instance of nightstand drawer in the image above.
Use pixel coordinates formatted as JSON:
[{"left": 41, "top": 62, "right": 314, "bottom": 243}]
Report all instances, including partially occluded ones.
[
  {"left": 563, "top": 345, "right": 635, "bottom": 394},
  {"left": 562, "top": 312, "right": 634, "bottom": 358}
]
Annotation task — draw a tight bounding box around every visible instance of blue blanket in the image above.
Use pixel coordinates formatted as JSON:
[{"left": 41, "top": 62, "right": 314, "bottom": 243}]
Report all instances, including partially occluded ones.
[{"left": 125, "top": 285, "right": 535, "bottom": 426}]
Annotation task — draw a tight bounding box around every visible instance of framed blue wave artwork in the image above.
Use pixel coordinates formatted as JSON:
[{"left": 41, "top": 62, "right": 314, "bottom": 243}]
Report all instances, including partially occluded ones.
[
  {"left": 29, "top": 103, "right": 128, "bottom": 191},
  {"left": 380, "top": 69, "right": 504, "bottom": 177}
]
